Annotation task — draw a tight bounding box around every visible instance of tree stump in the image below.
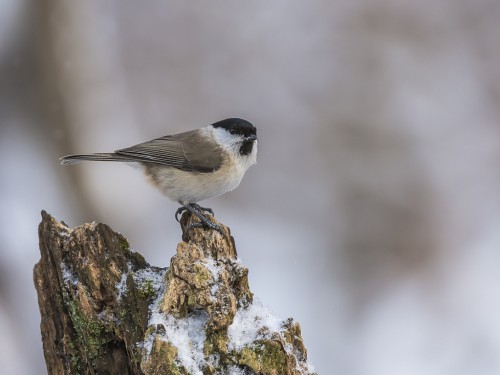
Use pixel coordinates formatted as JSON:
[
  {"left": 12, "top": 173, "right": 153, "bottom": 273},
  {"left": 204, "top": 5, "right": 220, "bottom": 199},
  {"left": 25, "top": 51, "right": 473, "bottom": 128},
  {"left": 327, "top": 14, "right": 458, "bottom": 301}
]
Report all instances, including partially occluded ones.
[{"left": 34, "top": 210, "right": 315, "bottom": 374}]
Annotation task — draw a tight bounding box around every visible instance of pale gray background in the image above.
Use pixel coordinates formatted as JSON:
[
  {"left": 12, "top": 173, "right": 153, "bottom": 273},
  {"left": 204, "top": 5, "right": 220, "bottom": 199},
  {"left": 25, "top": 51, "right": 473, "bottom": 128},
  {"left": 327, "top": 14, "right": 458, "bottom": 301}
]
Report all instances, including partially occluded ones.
[{"left": 1, "top": 1, "right": 500, "bottom": 374}]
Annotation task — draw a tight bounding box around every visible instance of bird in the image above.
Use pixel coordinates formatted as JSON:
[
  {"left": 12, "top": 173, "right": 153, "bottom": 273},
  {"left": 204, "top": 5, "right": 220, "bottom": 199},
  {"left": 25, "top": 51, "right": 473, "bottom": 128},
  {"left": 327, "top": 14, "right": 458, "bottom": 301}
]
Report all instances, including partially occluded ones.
[{"left": 60, "top": 118, "right": 257, "bottom": 232}]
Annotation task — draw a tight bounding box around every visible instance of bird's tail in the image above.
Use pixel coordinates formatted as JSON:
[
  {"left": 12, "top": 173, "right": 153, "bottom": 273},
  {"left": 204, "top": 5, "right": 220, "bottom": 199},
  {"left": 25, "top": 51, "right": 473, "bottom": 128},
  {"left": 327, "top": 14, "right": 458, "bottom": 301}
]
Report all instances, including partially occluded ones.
[{"left": 60, "top": 153, "right": 133, "bottom": 165}]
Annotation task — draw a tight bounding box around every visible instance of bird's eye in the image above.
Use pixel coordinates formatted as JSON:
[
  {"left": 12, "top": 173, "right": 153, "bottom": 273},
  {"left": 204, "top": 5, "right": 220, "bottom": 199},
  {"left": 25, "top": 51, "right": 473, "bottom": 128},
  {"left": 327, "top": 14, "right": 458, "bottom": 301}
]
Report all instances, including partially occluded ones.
[{"left": 229, "top": 129, "right": 237, "bottom": 135}]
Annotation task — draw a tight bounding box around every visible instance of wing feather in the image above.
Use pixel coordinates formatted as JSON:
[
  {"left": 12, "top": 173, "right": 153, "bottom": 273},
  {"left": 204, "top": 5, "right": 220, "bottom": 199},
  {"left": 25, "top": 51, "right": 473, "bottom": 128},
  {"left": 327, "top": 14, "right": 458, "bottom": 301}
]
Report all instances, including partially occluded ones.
[{"left": 115, "top": 129, "right": 223, "bottom": 173}]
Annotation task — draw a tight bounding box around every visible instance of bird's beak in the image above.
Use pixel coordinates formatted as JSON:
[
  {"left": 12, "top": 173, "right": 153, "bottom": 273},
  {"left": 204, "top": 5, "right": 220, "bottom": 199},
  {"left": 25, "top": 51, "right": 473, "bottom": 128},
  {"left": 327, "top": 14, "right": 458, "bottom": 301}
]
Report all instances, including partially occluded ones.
[{"left": 244, "top": 135, "right": 257, "bottom": 142}]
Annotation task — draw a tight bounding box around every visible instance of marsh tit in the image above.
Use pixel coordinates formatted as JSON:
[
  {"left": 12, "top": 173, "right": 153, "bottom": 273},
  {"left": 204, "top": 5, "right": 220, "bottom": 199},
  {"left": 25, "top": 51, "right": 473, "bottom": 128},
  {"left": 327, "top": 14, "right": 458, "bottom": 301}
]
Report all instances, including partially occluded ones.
[{"left": 60, "top": 118, "right": 257, "bottom": 231}]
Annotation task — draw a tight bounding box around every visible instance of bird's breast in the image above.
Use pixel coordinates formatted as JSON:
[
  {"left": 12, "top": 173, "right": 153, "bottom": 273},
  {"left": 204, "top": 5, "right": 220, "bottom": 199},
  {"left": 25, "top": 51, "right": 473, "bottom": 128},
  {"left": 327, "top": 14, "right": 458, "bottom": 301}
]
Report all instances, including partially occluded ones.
[{"left": 145, "top": 154, "right": 251, "bottom": 204}]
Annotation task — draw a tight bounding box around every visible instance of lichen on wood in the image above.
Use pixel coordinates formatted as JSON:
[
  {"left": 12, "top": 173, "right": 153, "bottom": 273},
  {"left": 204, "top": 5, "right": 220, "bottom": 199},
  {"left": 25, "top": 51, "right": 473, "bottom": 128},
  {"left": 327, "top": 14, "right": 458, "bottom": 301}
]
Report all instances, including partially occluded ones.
[{"left": 34, "top": 210, "right": 315, "bottom": 374}]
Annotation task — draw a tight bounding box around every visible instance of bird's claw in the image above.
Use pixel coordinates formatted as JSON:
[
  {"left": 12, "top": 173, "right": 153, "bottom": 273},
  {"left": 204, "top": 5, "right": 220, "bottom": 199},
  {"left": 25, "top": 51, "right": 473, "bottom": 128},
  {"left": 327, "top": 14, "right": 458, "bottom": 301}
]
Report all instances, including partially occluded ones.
[
  {"left": 175, "top": 204, "right": 214, "bottom": 222},
  {"left": 191, "top": 204, "right": 214, "bottom": 216},
  {"left": 186, "top": 219, "right": 224, "bottom": 235},
  {"left": 175, "top": 203, "right": 223, "bottom": 235},
  {"left": 175, "top": 207, "right": 187, "bottom": 223},
  {"left": 175, "top": 207, "right": 186, "bottom": 222}
]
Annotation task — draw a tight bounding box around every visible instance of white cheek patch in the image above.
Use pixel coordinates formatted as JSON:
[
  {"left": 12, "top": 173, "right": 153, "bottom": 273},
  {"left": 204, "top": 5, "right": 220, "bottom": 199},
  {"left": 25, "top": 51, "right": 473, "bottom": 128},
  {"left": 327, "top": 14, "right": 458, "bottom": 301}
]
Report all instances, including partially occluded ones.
[{"left": 210, "top": 126, "right": 242, "bottom": 154}]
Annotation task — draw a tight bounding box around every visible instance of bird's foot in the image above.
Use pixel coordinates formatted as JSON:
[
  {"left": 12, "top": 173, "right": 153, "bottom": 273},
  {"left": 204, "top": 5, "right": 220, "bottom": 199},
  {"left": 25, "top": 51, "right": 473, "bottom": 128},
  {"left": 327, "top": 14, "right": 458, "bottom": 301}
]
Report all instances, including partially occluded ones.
[
  {"left": 175, "top": 204, "right": 214, "bottom": 222},
  {"left": 186, "top": 219, "right": 224, "bottom": 236},
  {"left": 176, "top": 202, "right": 224, "bottom": 236},
  {"left": 191, "top": 204, "right": 214, "bottom": 216}
]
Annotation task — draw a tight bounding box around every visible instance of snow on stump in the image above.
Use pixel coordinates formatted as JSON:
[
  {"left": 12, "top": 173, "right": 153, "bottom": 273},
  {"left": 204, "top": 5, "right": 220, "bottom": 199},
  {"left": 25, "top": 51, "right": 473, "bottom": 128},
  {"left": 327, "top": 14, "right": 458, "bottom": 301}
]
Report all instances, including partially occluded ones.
[{"left": 34, "top": 210, "right": 315, "bottom": 374}]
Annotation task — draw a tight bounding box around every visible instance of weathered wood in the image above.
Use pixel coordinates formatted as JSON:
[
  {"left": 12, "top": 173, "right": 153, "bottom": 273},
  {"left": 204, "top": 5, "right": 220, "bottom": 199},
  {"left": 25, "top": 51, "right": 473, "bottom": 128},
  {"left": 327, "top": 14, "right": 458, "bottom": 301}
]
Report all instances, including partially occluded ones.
[{"left": 34, "top": 210, "right": 315, "bottom": 374}]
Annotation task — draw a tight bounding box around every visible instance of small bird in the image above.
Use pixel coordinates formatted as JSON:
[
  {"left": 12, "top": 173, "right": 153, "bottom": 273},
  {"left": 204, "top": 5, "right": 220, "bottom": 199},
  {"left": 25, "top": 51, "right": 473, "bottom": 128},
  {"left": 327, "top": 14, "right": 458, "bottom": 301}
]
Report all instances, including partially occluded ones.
[{"left": 61, "top": 118, "right": 257, "bottom": 232}]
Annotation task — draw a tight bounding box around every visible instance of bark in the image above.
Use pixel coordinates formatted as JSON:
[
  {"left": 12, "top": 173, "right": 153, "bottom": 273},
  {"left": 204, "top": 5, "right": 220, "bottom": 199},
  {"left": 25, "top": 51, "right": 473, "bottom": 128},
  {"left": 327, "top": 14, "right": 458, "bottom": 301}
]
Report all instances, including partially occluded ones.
[{"left": 34, "top": 210, "right": 315, "bottom": 375}]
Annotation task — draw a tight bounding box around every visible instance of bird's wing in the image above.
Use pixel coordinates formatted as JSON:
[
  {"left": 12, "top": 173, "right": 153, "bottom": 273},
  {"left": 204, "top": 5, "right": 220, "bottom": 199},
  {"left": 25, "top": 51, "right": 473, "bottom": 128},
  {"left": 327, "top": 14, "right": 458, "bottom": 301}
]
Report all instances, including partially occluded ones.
[{"left": 115, "top": 130, "right": 223, "bottom": 173}]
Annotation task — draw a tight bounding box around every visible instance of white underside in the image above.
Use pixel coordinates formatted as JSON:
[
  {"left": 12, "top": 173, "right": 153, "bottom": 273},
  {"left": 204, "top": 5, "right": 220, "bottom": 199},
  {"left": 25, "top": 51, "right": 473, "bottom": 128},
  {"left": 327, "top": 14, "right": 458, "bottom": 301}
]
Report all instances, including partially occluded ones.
[{"left": 147, "top": 138, "right": 257, "bottom": 204}]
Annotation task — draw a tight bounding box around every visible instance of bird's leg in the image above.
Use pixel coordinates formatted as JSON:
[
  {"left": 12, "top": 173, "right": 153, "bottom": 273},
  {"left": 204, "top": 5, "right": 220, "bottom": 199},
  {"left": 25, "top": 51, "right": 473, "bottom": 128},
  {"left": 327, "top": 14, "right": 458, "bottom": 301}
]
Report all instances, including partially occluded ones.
[
  {"left": 177, "top": 202, "right": 223, "bottom": 234},
  {"left": 175, "top": 203, "right": 214, "bottom": 222},
  {"left": 190, "top": 203, "right": 214, "bottom": 216}
]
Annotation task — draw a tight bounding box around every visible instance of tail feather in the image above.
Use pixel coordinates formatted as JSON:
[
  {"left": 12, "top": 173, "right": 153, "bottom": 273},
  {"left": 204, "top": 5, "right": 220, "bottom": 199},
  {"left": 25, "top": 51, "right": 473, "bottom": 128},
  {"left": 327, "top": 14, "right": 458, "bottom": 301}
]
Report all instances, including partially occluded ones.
[{"left": 60, "top": 153, "right": 134, "bottom": 165}]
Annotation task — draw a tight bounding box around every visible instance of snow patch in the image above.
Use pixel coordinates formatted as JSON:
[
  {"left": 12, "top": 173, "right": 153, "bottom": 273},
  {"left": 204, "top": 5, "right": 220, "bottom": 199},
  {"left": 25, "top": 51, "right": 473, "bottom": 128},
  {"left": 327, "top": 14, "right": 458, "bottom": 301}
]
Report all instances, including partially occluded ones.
[
  {"left": 60, "top": 262, "right": 78, "bottom": 286},
  {"left": 58, "top": 227, "right": 72, "bottom": 239},
  {"left": 141, "top": 268, "right": 210, "bottom": 374},
  {"left": 148, "top": 311, "right": 209, "bottom": 374},
  {"left": 225, "top": 366, "right": 248, "bottom": 375},
  {"left": 115, "top": 265, "right": 165, "bottom": 302},
  {"left": 202, "top": 257, "right": 222, "bottom": 279},
  {"left": 227, "top": 298, "right": 283, "bottom": 350},
  {"left": 132, "top": 267, "right": 165, "bottom": 291},
  {"left": 115, "top": 272, "right": 128, "bottom": 301},
  {"left": 200, "top": 257, "right": 222, "bottom": 296},
  {"left": 228, "top": 298, "right": 315, "bottom": 374}
]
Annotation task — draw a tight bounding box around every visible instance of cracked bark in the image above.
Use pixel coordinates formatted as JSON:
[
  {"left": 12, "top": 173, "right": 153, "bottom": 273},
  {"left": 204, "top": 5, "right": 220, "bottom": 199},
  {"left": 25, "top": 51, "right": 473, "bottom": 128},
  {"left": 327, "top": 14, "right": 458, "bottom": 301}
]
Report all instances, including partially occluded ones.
[{"left": 34, "top": 210, "right": 315, "bottom": 375}]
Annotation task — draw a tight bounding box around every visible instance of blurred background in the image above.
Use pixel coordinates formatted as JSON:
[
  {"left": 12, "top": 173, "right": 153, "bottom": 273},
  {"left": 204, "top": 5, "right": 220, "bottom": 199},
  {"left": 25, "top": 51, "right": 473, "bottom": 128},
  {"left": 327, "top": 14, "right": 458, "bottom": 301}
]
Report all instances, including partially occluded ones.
[{"left": 1, "top": 0, "right": 500, "bottom": 374}]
